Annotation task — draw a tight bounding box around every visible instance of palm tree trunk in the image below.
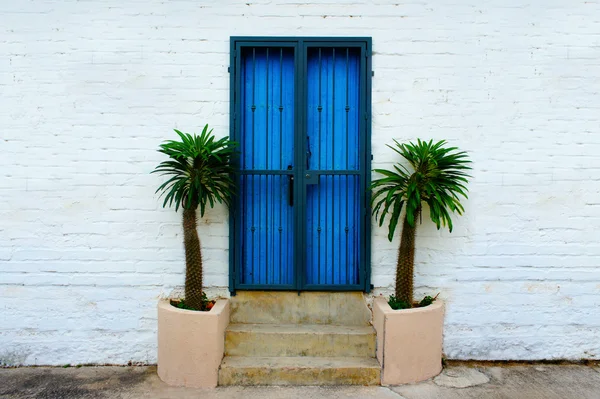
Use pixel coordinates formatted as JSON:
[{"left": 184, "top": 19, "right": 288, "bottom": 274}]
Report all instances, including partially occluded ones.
[
  {"left": 183, "top": 206, "right": 204, "bottom": 310},
  {"left": 395, "top": 208, "right": 420, "bottom": 307}
]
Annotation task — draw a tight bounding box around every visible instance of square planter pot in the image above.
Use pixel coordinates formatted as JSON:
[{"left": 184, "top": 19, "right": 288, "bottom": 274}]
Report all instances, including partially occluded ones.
[
  {"left": 373, "top": 297, "right": 444, "bottom": 385},
  {"left": 157, "top": 298, "right": 230, "bottom": 388}
]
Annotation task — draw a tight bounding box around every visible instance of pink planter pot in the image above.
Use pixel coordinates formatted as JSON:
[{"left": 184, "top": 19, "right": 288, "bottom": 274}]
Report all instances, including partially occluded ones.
[
  {"left": 157, "top": 299, "right": 230, "bottom": 388},
  {"left": 373, "top": 297, "right": 445, "bottom": 385}
]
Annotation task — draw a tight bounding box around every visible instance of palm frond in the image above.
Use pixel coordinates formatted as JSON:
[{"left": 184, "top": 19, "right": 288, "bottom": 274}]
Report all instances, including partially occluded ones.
[
  {"left": 370, "top": 139, "right": 472, "bottom": 240},
  {"left": 152, "top": 124, "right": 238, "bottom": 216}
]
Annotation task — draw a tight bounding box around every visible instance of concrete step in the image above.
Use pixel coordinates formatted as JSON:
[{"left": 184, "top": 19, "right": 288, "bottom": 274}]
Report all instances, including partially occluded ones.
[
  {"left": 230, "top": 291, "right": 372, "bottom": 326},
  {"left": 225, "top": 323, "right": 376, "bottom": 358},
  {"left": 218, "top": 356, "right": 381, "bottom": 386}
]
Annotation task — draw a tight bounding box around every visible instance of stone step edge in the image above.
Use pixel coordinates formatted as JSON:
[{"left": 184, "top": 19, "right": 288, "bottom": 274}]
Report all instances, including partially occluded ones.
[
  {"left": 219, "top": 356, "right": 381, "bottom": 368},
  {"left": 226, "top": 323, "right": 376, "bottom": 335},
  {"left": 218, "top": 356, "right": 381, "bottom": 386}
]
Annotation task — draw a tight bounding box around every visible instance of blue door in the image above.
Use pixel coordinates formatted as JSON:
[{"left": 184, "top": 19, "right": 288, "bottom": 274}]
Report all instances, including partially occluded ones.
[{"left": 230, "top": 38, "right": 372, "bottom": 293}]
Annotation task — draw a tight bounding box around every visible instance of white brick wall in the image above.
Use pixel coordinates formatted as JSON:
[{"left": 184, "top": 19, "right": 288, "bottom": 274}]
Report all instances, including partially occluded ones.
[{"left": 1, "top": 0, "right": 599, "bottom": 365}]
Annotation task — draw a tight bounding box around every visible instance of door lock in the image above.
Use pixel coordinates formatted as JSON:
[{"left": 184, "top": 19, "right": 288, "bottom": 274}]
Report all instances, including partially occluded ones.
[
  {"left": 288, "top": 165, "right": 294, "bottom": 206},
  {"left": 304, "top": 173, "right": 319, "bottom": 185}
]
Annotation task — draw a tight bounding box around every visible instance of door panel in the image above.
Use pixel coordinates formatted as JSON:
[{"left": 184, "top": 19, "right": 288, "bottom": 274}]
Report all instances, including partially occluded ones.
[
  {"left": 306, "top": 48, "right": 361, "bottom": 172},
  {"left": 304, "top": 47, "right": 362, "bottom": 287},
  {"left": 237, "top": 46, "right": 296, "bottom": 287},
  {"left": 240, "top": 47, "right": 295, "bottom": 171},
  {"left": 239, "top": 175, "right": 294, "bottom": 285},
  {"left": 305, "top": 174, "right": 360, "bottom": 285}
]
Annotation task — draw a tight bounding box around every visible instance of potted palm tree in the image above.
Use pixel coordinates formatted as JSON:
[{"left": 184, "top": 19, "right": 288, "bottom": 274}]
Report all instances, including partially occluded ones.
[
  {"left": 153, "top": 125, "right": 236, "bottom": 388},
  {"left": 370, "top": 139, "right": 471, "bottom": 385}
]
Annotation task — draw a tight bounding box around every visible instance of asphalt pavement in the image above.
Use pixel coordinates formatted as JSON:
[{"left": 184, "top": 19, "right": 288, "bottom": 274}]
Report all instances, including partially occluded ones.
[{"left": 1, "top": 362, "right": 599, "bottom": 399}]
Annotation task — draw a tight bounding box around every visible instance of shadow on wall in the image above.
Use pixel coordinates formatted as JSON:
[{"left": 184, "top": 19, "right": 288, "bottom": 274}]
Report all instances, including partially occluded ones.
[{"left": 0, "top": 349, "right": 30, "bottom": 367}]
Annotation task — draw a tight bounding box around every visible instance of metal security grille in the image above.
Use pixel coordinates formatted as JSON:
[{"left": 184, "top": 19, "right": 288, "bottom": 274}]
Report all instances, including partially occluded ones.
[
  {"left": 238, "top": 47, "right": 296, "bottom": 287},
  {"left": 305, "top": 47, "right": 361, "bottom": 286},
  {"left": 230, "top": 37, "right": 372, "bottom": 293}
]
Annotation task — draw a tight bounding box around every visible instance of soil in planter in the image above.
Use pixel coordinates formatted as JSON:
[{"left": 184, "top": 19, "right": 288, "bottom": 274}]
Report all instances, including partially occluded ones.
[
  {"left": 388, "top": 293, "right": 439, "bottom": 310},
  {"left": 170, "top": 293, "right": 215, "bottom": 312}
]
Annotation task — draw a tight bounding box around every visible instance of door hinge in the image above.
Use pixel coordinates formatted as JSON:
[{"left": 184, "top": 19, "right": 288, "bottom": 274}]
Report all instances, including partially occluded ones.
[
  {"left": 371, "top": 70, "right": 374, "bottom": 77},
  {"left": 228, "top": 66, "right": 230, "bottom": 73}
]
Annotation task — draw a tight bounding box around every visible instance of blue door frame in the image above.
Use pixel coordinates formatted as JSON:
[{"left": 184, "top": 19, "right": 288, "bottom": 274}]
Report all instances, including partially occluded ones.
[{"left": 229, "top": 37, "right": 372, "bottom": 294}]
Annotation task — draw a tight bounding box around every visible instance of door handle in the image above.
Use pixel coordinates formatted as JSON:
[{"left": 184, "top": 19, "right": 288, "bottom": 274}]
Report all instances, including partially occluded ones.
[{"left": 287, "top": 165, "right": 294, "bottom": 206}]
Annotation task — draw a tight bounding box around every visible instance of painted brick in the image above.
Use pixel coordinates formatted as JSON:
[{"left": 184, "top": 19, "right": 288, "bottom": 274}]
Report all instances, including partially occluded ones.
[{"left": 1, "top": 0, "right": 600, "bottom": 365}]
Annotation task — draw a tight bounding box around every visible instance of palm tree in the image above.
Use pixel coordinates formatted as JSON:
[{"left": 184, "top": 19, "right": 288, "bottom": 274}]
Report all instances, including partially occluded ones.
[
  {"left": 153, "top": 125, "right": 236, "bottom": 311},
  {"left": 371, "top": 139, "right": 471, "bottom": 308}
]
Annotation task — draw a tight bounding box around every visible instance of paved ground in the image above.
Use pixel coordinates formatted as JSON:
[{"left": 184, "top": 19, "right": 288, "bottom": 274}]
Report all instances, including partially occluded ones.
[{"left": 1, "top": 363, "right": 599, "bottom": 399}]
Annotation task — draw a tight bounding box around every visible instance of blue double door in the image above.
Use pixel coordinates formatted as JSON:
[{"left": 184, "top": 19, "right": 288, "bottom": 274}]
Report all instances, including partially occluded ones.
[{"left": 230, "top": 38, "right": 372, "bottom": 292}]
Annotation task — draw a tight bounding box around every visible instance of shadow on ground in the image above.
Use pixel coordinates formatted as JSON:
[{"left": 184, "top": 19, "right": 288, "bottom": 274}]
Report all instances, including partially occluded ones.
[{"left": 0, "top": 367, "right": 153, "bottom": 399}]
